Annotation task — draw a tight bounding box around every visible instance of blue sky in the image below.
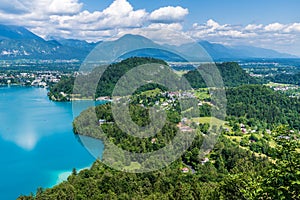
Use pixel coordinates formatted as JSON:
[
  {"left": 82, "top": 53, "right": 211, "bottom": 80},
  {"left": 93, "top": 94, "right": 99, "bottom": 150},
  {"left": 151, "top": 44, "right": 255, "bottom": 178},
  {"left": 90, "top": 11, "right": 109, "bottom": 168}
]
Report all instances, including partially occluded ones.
[
  {"left": 0, "top": 0, "right": 300, "bottom": 55},
  {"left": 82, "top": 0, "right": 300, "bottom": 25}
]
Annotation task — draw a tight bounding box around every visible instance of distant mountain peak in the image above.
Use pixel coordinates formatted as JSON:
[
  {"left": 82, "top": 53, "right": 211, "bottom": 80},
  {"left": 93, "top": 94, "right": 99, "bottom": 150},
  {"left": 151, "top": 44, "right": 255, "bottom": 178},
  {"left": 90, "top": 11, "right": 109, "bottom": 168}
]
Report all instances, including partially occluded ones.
[
  {"left": 0, "top": 25, "right": 297, "bottom": 61},
  {"left": 197, "top": 40, "right": 297, "bottom": 60},
  {"left": 0, "top": 24, "right": 43, "bottom": 40}
]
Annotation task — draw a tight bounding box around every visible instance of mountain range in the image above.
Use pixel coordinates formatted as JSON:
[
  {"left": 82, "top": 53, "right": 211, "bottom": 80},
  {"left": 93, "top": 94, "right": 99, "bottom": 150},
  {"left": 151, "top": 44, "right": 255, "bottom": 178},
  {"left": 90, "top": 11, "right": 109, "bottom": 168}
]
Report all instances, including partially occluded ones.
[{"left": 0, "top": 24, "right": 297, "bottom": 61}]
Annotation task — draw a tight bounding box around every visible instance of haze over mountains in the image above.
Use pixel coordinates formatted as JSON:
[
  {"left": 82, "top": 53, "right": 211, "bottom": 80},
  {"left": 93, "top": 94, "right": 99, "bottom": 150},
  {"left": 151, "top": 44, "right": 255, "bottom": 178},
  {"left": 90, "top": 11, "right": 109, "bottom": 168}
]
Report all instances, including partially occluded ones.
[{"left": 0, "top": 24, "right": 296, "bottom": 61}]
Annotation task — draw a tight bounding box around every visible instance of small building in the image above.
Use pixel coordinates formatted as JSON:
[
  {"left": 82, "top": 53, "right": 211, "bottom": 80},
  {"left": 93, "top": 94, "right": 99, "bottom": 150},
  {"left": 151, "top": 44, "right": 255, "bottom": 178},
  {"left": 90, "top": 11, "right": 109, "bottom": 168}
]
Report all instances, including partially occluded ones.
[
  {"left": 241, "top": 128, "right": 247, "bottom": 134},
  {"left": 151, "top": 138, "right": 157, "bottom": 144},
  {"left": 98, "top": 119, "right": 106, "bottom": 125},
  {"left": 201, "top": 158, "right": 209, "bottom": 165},
  {"left": 181, "top": 167, "right": 189, "bottom": 173},
  {"left": 278, "top": 135, "right": 290, "bottom": 140}
]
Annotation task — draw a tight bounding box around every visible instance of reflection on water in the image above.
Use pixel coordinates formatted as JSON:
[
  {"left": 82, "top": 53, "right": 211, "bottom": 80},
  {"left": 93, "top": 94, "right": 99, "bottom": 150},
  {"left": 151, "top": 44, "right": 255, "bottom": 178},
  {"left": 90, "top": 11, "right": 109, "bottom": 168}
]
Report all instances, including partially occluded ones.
[{"left": 0, "top": 86, "right": 104, "bottom": 199}]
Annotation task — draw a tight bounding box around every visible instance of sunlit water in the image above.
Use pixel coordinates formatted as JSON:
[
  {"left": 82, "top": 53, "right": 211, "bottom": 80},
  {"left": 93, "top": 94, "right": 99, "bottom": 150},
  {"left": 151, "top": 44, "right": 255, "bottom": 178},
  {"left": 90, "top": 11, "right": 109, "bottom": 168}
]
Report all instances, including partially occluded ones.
[{"left": 0, "top": 86, "right": 104, "bottom": 199}]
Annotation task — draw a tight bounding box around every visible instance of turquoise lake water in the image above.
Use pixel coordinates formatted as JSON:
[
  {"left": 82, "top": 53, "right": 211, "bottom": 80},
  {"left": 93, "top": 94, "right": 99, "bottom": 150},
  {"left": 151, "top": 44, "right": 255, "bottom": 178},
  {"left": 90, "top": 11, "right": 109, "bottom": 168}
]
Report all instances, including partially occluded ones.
[{"left": 0, "top": 86, "right": 104, "bottom": 199}]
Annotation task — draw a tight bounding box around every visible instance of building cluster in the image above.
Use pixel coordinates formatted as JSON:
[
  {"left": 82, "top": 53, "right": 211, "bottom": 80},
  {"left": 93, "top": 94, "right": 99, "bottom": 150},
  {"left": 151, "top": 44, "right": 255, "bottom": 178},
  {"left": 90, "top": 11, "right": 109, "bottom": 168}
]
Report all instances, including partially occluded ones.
[
  {"left": 271, "top": 85, "right": 299, "bottom": 91},
  {"left": 0, "top": 71, "right": 70, "bottom": 87}
]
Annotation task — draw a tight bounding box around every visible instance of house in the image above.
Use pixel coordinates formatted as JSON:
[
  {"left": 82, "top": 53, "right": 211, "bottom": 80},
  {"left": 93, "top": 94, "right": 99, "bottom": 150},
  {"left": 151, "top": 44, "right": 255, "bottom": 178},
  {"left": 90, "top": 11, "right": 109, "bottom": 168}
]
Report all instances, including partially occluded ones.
[
  {"left": 181, "top": 167, "right": 189, "bottom": 173},
  {"left": 241, "top": 128, "right": 247, "bottom": 134},
  {"left": 201, "top": 158, "right": 209, "bottom": 165},
  {"left": 151, "top": 138, "right": 157, "bottom": 144},
  {"left": 98, "top": 119, "right": 106, "bottom": 125},
  {"left": 278, "top": 135, "right": 290, "bottom": 140}
]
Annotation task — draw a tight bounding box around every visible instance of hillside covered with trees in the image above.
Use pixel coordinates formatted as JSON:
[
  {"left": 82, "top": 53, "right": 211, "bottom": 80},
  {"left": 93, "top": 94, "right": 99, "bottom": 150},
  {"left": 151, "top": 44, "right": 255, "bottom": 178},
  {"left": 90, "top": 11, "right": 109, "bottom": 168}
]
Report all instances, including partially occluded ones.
[
  {"left": 183, "top": 62, "right": 263, "bottom": 88},
  {"left": 48, "top": 59, "right": 264, "bottom": 101},
  {"left": 21, "top": 57, "right": 300, "bottom": 199},
  {"left": 19, "top": 125, "right": 299, "bottom": 199}
]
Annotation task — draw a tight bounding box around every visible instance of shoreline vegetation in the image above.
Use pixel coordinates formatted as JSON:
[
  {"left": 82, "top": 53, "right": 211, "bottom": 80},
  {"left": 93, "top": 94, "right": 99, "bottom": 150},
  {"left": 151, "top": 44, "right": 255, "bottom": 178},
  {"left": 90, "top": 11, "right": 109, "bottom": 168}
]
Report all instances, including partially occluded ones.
[{"left": 53, "top": 165, "right": 91, "bottom": 187}]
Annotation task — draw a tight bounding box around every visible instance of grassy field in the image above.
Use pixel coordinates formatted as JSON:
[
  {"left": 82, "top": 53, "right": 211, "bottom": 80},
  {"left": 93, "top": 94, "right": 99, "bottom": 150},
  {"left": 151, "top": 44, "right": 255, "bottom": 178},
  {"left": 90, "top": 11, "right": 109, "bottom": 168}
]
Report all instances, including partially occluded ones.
[
  {"left": 194, "top": 89, "right": 210, "bottom": 100},
  {"left": 192, "top": 117, "right": 227, "bottom": 128},
  {"left": 265, "top": 82, "right": 293, "bottom": 87},
  {"left": 123, "top": 162, "right": 141, "bottom": 171},
  {"left": 173, "top": 70, "right": 189, "bottom": 77},
  {"left": 141, "top": 88, "right": 161, "bottom": 97}
]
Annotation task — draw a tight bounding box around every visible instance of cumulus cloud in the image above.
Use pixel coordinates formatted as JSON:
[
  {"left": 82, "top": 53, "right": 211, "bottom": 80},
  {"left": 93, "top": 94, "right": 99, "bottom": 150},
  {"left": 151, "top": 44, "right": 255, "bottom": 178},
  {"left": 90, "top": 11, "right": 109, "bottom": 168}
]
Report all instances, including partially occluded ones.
[
  {"left": 190, "top": 19, "right": 252, "bottom": 39},
  {"left": 188, "top": 19, "right": 300, "bottom": 55},
  {"left": 48, "top": 0, "right": 83, "bottom": 15},
  {"left": 0, "top": 0, "right": 190, "bottom": 42},
  {"left": 0, "top": 0, "right": 151, "bottom": 40},
  {"left": 188, "top": 19, "right": 299, "bottom": 40},
  {"left": 114, "top": 27, "right": 194, "bottom": 46},
  {"left": 148, "top": 23, "right": 183, "bottom": 31},
  {"left": 244, "top": 24, "right": 263, "bottom": 31},
  {"left": 149, "top": 6, "right": 188, "bottom": 23},
  {"left": 0, "top": 0, "right": 82, "bottom": 16},
  {"left": 284, "top": 23, "right": 300, "bottom": 33},
  {"left": 48, "top": 0, "right": 147, "bottom": 33},
  {"left": 264, "top": 22, "right": 285, "bottom": 32},
  {"left": 0, "top": 0, "right": 29, "bottom": 14}
]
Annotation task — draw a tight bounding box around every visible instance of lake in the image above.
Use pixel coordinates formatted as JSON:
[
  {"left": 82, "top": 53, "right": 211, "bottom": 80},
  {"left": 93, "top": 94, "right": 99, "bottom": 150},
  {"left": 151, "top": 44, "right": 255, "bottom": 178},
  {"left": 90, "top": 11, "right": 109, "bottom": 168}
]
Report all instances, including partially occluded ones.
[{"left": 0, "top": 86, "right": 104, "bottom": 199}]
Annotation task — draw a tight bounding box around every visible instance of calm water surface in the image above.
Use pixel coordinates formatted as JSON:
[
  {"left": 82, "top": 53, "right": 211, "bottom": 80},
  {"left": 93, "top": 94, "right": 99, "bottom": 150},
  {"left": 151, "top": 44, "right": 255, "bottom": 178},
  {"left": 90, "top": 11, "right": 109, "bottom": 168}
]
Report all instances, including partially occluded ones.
[{"left": 0, "top": 86, "right": 104, "bottom": 199}]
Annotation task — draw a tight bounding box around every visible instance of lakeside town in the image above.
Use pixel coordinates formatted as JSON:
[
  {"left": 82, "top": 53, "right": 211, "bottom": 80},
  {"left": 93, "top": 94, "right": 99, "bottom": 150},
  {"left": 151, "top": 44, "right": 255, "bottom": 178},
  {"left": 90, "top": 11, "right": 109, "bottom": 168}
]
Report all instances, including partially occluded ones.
[{"left": 0, "top": 70, "right": 72, "bottom": 87}]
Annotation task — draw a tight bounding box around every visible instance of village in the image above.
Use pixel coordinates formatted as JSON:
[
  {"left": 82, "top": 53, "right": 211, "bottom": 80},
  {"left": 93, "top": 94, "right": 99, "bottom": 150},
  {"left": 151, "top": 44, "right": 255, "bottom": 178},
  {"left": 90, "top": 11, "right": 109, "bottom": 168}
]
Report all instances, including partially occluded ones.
[{"left": 0, "top": 70, "right": 72, "bottom": 87}]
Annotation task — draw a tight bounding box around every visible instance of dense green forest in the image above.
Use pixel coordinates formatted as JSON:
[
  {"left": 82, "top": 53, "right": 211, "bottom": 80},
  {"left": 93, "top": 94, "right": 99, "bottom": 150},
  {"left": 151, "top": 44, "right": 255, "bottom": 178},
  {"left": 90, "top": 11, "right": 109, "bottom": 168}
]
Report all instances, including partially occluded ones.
[
  {"left": 268, "top": 72, "right": 300, "bottom": 85},
  {"left": 183, "top": 62, "right": 263, "bottom": 88},
  {"left": 18, "top": 126, "right": 299, "bottom": 199},
  {"left": 226, "top": 85, "right": 300, "bottom": 129},
  {"left": 48, "top": 76, "right": 75, "bottom": 101},
  {"left": 48, "top": 57, "right": 167, "bottom": 101},
  {"left": 22, "top": 57, "right": 300, "bottom": 199},
  {"left": 48, "top": 59, "right": 264, "bottom": 101}
]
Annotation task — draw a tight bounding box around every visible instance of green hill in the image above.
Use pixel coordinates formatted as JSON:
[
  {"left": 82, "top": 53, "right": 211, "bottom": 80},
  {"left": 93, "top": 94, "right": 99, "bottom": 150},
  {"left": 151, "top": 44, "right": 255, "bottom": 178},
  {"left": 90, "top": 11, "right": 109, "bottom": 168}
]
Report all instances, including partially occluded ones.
[
  {"left": 36, "top": 58, "right": 300, "bottom": 200},
  {"left": 226, "top": 85, "right": 300, "bottom": 129},
  {"left": 49, "top": 60, "right": 263, "bottom": 101},
  {"left": 48, "top": 57, "right": 167, "bottom": 101},
  {"left": 183, "top": 62, "right": 262, "bottom": 88}
]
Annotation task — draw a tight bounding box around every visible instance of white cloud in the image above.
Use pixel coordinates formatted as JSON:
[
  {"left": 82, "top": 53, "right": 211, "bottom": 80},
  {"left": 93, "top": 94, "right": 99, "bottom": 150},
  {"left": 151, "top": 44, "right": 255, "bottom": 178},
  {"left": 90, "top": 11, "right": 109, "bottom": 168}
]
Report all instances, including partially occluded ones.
[
  {"left": 245, "top": 24, "right": 263, "bottom": 31},
  {"left": 0, "top": 0, "right": 82, "bottom": 16},
  {"left": 190, "top": 19, "right": 249, "bottom": 38},
  {"left": 218, "top": 30, "right": 256, "bottom": 38},
  {"left": 0, "top": 0, "right": 29, "bottom": 14},
  {"left": 115, "top": 27, "right": 194, "bottom": 46},
  {"left": 148, "top": 23, "right": 183, "bottom": 31},
  {"left": 206, "top": 19, "right": 224, "bottom": 29},
  {"left": 284, "top": 23, "right": 300, "bottom": 33},
  {"left": 0, "top": 0, "right": 151, "bottom": 40},
  {"left": 0, "top": 0, "right": 190, "bottom": 42},
  {"left": 188, "top": 19, "right": 300, "bottom": 55},
  {"left": 265, "top": 22, "right": 285, "bottom": 32},
  {"left": 97, "top": 0, "right": 147, "bottom": 29},
  {"left": 188, "top": 19, "right": 300, "bottom": 40},
  {"left": 149, "top": 6, "right": 188, "bottom": 23},
  {"left": 48, "top": 0, "right": 83, "bottom": 15},
  {"left": 0, "top": 0, "right": 147, "bottom": 39}
]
